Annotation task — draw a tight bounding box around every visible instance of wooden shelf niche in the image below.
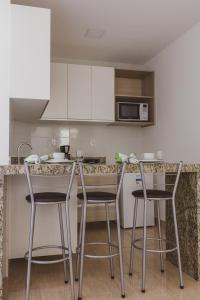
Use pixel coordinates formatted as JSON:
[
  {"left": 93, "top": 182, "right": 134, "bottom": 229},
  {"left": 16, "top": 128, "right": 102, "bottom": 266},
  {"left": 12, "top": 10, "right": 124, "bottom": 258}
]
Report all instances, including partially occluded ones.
[{"left": 114, "top": 69, "right": 155, "bottom": 126}]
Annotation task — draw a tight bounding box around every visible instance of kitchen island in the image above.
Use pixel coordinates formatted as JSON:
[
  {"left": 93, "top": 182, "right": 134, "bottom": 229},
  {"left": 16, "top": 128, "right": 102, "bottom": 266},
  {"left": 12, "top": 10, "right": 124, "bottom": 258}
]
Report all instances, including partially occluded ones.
[{"left": 0, "top": 162, "right": 200, "bottom": 298}]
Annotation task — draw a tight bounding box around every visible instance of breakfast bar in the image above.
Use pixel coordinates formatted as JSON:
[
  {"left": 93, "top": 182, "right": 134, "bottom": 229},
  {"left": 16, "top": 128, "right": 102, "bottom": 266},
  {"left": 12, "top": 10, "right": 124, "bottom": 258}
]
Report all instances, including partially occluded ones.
[{"left": 0, "top": 162, "right": 200, "bottom": 298}]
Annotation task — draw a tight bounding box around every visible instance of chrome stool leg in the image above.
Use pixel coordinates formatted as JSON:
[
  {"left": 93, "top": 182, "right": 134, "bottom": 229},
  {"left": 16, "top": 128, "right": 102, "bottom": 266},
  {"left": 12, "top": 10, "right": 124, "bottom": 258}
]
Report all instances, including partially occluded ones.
[
  {"left": 58, "top": 203, "right": 68, "bottom": 283},
  {"left": 172, "top": 197, "right": 184, "bottom": 289},
  {"left": 156, "top": 201, "right": 165, "bottom": 272},
  {"left": 78, "top": 200, "right": 87, "bottom": 300},
  {"left": 115, "top": 201, "right": 125, "bottom": 298},
  {"left": 25, "top": 204, "right": 36, "bottom": 300},
  {"left": 141, "top": 199, "right": 147, "bottom": 293},
  {"left": 65, "top": 200, "right": 75, "bottom": 300},
  {"left": 105, "top": 203, "right": 115, "bottom": 279},
  {"left": 75, "top": 202, "right": 84, "bottom": 282},
  {"left": 129, "top": 198, "right": 138, "bottom": 276}
]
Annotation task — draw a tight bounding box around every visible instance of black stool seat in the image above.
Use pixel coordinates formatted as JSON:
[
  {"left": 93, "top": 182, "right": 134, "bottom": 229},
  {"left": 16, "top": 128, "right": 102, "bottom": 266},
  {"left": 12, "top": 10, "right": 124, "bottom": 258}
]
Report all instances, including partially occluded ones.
[
  {"left": 77, "top": 191, "right": 116, "bottom": 201},
  {"left": 132, "top": 189, "right": 172, "bottom": 199},
  {"left": 26, "top": 192, "right": 66, "bottom": 203}
]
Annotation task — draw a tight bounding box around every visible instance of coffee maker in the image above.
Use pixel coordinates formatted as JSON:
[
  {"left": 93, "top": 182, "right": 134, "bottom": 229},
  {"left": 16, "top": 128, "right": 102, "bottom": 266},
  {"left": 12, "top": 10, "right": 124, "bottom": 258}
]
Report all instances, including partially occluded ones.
[{"left": 60, "top": 145, "right": 71, "bottom": 159}]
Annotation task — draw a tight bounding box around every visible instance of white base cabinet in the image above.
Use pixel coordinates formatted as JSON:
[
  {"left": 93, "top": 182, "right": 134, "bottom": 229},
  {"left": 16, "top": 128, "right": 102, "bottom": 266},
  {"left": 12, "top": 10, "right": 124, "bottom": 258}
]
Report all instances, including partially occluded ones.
[{"left": 7, "top": 176, "right": 77, "bottom": 259}]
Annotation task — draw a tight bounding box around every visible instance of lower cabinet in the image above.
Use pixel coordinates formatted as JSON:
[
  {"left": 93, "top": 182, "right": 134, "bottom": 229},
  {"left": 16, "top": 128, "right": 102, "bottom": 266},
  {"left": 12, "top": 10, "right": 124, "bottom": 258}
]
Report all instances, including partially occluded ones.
[{"left": 7, "top": 176, "right": 77, "bottom": 258}]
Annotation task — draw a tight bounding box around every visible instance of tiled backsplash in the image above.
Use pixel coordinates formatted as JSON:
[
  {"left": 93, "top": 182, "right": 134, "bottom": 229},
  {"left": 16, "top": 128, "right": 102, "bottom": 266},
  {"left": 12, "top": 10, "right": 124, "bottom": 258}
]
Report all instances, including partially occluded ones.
[{"left": 10, "top": 121, "right": 143, "bottom": 163}]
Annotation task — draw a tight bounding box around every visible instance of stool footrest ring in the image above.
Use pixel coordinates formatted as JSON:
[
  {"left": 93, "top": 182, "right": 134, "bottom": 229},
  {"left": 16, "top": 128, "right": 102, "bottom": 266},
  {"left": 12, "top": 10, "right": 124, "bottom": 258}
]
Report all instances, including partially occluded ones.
[
  {"left": 24, "top": 245, "right": 69, "bottom": 265},
  {"left": 132, "top": 237, "right": 177, "bottom": 254},
  {"left": 80, "top": 242, "right": 119, "bottom": 259}
]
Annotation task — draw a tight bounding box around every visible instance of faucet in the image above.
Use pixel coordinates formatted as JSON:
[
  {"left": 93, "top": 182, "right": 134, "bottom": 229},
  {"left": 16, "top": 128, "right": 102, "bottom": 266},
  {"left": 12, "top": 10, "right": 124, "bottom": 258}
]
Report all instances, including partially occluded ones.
[{"left": 17, "top": 143, "right": 32, "bottom": 164}]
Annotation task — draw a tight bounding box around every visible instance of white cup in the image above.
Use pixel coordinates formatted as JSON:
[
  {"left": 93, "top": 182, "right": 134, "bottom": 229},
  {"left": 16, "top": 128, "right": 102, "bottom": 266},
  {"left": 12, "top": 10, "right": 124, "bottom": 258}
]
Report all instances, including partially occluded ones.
[
  {"left": 76, "top": 149, "right": 84, "bottom": 158},
  {"left": 53, "top": 152, "right": 65, "bottom": 159},
  {"left": 143, "top": 152, "right": 155, "bottom": 160},
  {"left": 157, "top": 150, "right": 163, "bottom": 160}
]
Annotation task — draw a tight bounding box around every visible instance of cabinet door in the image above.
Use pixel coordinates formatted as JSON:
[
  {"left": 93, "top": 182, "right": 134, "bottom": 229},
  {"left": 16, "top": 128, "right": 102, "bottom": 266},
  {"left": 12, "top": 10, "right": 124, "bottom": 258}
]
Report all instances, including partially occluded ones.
[
  {"left": 10, "top": 5, "right": 50, "bottom": 100},
  {"left": 91, "top": 66, "right": 114, "bottom": 121},
  {"left": 68, "top": 64, "right": 91, "bottom": 120},
  {"left": 41, "top": 63, "right": 68, "bottom": 119}
]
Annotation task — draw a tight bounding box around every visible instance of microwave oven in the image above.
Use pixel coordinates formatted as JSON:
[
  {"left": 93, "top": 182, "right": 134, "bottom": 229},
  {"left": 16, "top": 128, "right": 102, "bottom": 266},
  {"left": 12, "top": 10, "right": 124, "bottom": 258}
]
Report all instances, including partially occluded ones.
[{"left": 116, "top": 102, "right": 148, "bottom": 121}]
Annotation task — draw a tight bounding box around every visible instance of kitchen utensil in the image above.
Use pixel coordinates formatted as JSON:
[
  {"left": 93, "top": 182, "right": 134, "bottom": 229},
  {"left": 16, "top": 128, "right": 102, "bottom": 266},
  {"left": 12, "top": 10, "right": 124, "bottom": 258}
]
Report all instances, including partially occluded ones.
[
  {"left": 157, "top": 150, "right": 163, "bottom": 160},
  {"left": 143, "top": 153, "right": 155, "bottom": 160},
  {"left": 60, "top": 145, "right": 70, "bottom": 159},
  {"left": 53, "top": 152, "right": 65, "bottom": 159}
]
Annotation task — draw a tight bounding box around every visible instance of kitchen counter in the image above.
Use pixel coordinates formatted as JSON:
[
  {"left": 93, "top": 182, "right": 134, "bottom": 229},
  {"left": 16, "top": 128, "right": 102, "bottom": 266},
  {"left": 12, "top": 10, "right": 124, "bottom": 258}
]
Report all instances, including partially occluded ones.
[
  {"left": 2, "top": 162, "right": 200, "bottom": 176},
  {"left": 1, "top": 162, "right": 200, "bottom": 298}
]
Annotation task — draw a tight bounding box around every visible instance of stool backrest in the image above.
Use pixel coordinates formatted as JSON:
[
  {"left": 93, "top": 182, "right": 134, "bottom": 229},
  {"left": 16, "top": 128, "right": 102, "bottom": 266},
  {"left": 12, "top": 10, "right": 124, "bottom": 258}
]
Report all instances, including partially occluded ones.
[
  {"left": 24, "top": 161, "right": 76, "bottom": 205},
  {"left": 78, "top": 162, "right": 127, "bottom": 203},
  {"left": 139, "top": 161, "right": 183, "bottom": 199}
]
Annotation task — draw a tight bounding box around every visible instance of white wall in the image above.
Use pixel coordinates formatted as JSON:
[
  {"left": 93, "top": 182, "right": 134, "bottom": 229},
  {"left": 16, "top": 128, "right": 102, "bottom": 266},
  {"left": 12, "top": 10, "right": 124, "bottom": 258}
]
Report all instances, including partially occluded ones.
[
  {"left": 143, "top": 21, "right": 200, "bottom": 163},
  {"left": 10, "top": 121, "right": 143, "bottom": 163},
  {"left": 0, "top": 0, "right": 10, "bottom": 164}
]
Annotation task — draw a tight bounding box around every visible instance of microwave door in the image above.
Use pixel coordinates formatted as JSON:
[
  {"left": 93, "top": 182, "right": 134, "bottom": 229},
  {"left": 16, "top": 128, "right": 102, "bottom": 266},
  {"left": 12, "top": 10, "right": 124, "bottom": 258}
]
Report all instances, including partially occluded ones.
[{"left": 118, "top": 103, "right": 140, "bottom": 120}]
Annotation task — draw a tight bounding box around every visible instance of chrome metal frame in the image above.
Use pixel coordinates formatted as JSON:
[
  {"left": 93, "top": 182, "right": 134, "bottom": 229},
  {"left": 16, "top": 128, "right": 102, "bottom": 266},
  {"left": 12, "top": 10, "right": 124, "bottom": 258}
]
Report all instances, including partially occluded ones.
[
  {"left": 24, "top": 162, "right": 76, "bottom": 300},
  {"left": 76, "top": 162, "right": 126, "bottom": 299},
  {"left": 129, "top": 161, "right": 184, "bottom": 293}
]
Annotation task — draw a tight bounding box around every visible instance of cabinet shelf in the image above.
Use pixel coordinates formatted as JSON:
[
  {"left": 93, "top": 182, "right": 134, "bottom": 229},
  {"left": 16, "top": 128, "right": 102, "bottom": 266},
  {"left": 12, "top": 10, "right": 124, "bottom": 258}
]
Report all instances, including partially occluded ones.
[
  {"left": 108, "top": 121, "right": 154, "bottom": 127},
  {"left": 115, "top": 94, "right": 153, "bottom": 99},
  {"left": 115, "top": 69, "right": 155, "bottom": 125}
]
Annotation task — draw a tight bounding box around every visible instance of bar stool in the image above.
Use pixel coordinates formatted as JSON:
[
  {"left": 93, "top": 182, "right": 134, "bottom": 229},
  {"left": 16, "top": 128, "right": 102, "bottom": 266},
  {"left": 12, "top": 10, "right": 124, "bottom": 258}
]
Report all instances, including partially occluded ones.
[
  {"left": 75, "top": 162, "right": 126, "bottom": 300},
  {"left": 24, "top": 162, "right": 76, "bottom": 300},
  {"left": 129, "top": 161, "right": 184, "bottom": 292}
]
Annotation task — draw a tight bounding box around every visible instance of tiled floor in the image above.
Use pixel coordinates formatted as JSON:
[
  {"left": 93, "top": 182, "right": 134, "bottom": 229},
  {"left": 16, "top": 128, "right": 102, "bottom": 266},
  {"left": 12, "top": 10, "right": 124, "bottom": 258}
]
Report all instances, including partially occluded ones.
[{"left": 6, "top": 222, "right": 200, "bottom": 299}]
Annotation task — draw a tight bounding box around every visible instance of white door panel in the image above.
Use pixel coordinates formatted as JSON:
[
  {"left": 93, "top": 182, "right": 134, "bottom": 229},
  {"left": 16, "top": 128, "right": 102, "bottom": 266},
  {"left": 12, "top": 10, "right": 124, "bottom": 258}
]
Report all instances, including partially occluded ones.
[
  {"left": 92, "top": 66, "right": 114, "bottom": 121},
  {"left": 68, "top": 64, "right": 91, "bottom": 120}
]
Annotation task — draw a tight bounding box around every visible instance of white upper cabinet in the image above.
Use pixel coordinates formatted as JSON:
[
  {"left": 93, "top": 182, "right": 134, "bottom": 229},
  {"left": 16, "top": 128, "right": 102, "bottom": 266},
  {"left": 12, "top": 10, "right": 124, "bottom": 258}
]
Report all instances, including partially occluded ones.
[
  {"left": 91, "top": 66, "right": 114, "bottom": 121},
  {"left": 41, "top": 63, "right": 115, "bottom": 122},
  {"left": 10, "top": 5, "right": 50, "bottom": 100},
  {"left": 68, "top": 64, "right": 91, "bottom": 120},
  {"left": 41, "top": 63, "right": 68, "bottom": 120}
]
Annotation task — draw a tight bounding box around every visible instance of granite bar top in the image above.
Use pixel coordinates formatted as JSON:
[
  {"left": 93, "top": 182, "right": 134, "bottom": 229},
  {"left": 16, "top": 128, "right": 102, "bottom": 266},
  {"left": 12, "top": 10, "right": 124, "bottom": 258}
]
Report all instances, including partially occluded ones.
[{"left": 0, "top": 162, "right": 200, "bottom": 176}]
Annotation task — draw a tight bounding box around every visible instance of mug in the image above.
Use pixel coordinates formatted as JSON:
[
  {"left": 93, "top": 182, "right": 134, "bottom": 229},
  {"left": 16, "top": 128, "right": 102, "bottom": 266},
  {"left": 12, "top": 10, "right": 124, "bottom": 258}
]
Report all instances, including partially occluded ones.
[{"left": 157, "top": 150, "right": 163, "bottom": 160}]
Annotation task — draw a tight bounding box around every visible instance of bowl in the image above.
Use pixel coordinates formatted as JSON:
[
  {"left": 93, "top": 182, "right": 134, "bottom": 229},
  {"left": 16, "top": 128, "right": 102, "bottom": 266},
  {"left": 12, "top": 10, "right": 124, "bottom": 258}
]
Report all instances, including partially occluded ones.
[
  {"left": 53, "top": 152, "right": 65, "bottom": 159},
  {"left": 143, "top": 152, "right": 155, "bottom": 160}
]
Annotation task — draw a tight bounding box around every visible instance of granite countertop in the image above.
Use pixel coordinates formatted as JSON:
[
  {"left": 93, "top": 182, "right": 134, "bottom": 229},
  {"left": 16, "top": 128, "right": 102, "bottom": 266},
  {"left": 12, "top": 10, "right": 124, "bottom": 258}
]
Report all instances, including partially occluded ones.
[{"left": 0, "top": 162, "right": 200, "bottom": 176}]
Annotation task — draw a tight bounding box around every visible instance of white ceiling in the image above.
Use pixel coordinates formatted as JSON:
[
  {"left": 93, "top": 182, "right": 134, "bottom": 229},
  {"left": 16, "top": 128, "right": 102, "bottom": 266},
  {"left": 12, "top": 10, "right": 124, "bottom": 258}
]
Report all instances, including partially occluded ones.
[{"left": 12, "top": 0, "right": 200, "bottom": 64}]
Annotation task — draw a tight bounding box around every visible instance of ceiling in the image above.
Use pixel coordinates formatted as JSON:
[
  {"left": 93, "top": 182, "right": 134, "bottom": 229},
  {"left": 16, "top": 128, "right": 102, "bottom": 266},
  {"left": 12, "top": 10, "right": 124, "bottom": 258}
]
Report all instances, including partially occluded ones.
[{"left": 12, "top": 0, "right": 200, "bottom": 64}]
